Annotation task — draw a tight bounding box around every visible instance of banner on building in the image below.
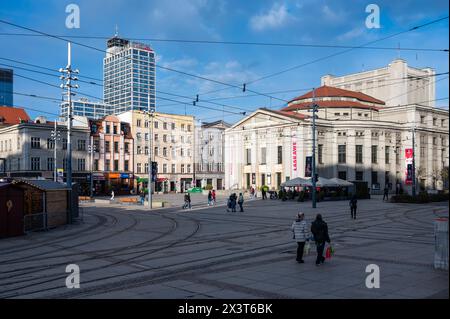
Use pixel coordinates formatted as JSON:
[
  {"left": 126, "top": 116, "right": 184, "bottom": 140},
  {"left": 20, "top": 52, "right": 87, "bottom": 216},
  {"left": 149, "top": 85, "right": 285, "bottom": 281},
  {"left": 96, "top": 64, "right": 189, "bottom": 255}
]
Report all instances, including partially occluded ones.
[
  {"left": 305, "top": 156, "right": 312, "bottom": 177},
  {"left": 292, "top": 142, "right": 297, "bottom": 172},
  {"left": 251, "top": 173, "right": 256, "bottom": 185},
  {"left": 405, "top": 148, "right": 414, "bottom": 185}
]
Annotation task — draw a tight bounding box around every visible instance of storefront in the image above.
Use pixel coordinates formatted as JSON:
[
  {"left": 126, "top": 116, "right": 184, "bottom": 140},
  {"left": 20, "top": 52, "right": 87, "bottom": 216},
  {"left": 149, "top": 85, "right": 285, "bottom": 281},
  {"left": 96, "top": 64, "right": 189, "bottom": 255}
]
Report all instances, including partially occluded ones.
[{"left": 105, "top": 173, "right": 134, "bottom": 195}]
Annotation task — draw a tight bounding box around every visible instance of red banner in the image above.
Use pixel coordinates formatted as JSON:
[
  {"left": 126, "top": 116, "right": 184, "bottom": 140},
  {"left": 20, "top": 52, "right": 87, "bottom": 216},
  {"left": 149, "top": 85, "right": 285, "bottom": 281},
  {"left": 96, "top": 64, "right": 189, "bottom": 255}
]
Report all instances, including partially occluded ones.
[{"left": 292, "top": 142, "right": 297, "bottom": 171}]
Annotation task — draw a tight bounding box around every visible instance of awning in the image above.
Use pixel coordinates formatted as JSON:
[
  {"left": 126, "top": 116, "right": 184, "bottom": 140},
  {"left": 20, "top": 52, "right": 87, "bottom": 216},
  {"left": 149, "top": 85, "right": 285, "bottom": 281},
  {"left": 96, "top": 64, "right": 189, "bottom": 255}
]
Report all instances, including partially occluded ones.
[{"left": 281, "top": 177, "right": 310, "bottom": 187}]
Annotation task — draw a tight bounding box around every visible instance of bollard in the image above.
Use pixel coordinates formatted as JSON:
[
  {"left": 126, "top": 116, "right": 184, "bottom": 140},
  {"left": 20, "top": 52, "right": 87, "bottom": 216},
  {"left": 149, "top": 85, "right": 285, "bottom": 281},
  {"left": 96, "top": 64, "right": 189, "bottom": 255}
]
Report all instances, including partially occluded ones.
[{"left": 434, "top": 217, "right": 449, "bottom": 270}]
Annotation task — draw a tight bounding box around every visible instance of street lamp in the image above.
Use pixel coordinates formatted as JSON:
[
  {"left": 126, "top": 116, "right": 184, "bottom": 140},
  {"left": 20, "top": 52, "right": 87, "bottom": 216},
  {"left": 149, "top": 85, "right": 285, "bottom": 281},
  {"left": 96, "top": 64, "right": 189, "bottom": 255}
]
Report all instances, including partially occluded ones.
[
  {"left": 51, "top": 119, "right": 61, "bottom": 182},
  {"left": 88, "top": 136, "right": 97, "bottom": 198}
]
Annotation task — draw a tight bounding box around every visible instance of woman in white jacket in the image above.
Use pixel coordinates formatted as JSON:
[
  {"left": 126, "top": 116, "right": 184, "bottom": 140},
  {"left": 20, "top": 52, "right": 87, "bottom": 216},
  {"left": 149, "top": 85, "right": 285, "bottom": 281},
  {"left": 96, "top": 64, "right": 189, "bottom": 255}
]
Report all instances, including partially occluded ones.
[{"left": 292, "top": 212, "right": 310, "bottom": 263}]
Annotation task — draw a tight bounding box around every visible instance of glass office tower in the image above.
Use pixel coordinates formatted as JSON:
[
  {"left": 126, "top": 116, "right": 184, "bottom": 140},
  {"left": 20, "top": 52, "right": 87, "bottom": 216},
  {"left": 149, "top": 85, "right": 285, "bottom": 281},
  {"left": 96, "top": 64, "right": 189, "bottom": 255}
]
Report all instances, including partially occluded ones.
[
  {"left": 103, "top": 36, "right": 156, "bottom": 114},
  {"left": 0, "top": 68, "right": 13, "bottom": 106}
]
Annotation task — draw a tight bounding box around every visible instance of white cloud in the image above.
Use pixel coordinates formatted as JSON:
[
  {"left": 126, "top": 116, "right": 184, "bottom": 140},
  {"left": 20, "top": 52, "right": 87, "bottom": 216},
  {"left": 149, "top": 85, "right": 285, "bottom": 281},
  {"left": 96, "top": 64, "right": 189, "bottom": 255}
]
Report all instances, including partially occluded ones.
[
  {"left": 250, "top": 3, "right": 293, "bottom": 31},
  {"left": 337, "top": 27, "right": 366, "bottom": 41}
]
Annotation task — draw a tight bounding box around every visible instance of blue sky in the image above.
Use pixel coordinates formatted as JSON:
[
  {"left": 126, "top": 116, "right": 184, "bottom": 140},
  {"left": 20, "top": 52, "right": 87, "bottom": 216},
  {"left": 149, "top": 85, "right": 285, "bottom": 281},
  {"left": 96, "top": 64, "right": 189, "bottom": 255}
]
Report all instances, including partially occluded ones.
[{"left": 0, "top": 0, "right": 448, "bottom": 123}]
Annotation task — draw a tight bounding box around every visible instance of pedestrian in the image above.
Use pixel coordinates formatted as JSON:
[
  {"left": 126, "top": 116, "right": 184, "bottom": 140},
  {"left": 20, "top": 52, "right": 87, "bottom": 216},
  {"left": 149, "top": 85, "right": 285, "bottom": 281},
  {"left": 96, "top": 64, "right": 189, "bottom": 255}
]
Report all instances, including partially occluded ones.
[
  {"left": 231, "top": 193, "right": 237, "bottom": 212},
  {"left": 311, "top": 214, "right": 331, "bottom": 266},
  {"left": 383, "top": 185, "right": 389, "bottom": 201},
  {"left": 261, "top": 187, "right": 267, "bottom": 200},
  {"left": 226, "top": 195, "right": 232, "bottom": 212},
  {"left": 212, "top": 189, "right": 216, "bottom": 205},
  {"left": 238, "top": 193, "right": 244, "bottom": 212},
  {"left": 349, "top": 195, "right": 357, "bottom": 219},
  {"left": 250, "top": 187, "right": 254, "bottom": 199},
  {"left": 110, "top": 190, "right": 115, "bottom": 201},
  {"left": 292, "top": 212, "right": 310, "bottom": 263},
  {"left": 207, "top": 190, "right": 213, "bottom": 206},
  {"left": 183, "top": 192, "right": 191, "bottom": 209},
  {"left": 139, "top": 190, "right": 145, "bottom": 205}
]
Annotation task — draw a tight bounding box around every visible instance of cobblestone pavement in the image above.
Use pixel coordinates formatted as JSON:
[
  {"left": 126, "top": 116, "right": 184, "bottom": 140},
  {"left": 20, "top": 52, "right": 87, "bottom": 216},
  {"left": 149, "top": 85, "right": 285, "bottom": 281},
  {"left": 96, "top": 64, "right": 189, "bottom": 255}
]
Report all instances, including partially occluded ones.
[{"left": 0, "top": 196, "right": 448, "bottom": 299}]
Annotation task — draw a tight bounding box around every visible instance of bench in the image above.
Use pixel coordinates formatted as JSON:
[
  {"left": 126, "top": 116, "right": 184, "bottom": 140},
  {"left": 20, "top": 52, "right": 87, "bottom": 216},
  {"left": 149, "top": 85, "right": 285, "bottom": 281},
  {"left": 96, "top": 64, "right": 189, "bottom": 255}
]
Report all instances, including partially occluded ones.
[
  {"left": 79, "top": 196, "right": 92, "bottom": 201},
  {"left": 119, "top": 198, "right": 139, "bottom": 204}
]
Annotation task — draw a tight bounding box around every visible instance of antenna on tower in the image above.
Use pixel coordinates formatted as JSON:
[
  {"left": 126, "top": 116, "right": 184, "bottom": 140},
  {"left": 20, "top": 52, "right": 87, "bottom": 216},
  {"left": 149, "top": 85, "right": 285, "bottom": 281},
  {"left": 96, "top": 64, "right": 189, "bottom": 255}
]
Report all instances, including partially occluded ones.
[{"left": 115, "top": 24, "right": 119, "bottom": 37}]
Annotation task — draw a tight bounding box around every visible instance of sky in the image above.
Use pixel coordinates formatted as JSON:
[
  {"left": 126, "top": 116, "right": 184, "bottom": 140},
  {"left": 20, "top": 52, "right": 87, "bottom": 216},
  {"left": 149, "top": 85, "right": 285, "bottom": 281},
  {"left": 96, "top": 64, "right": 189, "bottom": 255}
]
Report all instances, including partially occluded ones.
[{"left": 0, "top": 0, "right": 448, "bottom": 124}]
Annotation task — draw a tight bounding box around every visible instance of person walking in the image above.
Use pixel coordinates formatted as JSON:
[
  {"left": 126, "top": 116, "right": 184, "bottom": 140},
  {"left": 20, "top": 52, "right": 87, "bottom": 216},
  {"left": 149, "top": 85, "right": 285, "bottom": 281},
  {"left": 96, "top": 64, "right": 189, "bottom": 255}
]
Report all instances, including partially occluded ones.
[
  {"left": 292, "top": 212, "right": 310, "bottom": 263},
  {"left": 261, "top": 187, "right": 267, "bottom": 200},
  {"left": 383, "top": 185, "right": 389, "bottom": 201},
  {"left": 311, "top": 214, "right": 331, "bottom": 266},
  {"left": 238, "top": 193, "right": 244, "bottom": 212},
  {"left": 231, "top": 193, "right": 237, "bottom": 212},
  {"left": 349, "top": 195, "right": 357, "bottom": 219},
  {"left": 207, "top": 190, "right": 213, "bottom": 206},
  {"left": 212, "top": 189, "right": 216, "bottom": 205},
  {"left": 110, "top": 190, "right": 115, "bottom": 201},
  {"left": 139, "top": 190, "right": 145, "bottom": 205}
]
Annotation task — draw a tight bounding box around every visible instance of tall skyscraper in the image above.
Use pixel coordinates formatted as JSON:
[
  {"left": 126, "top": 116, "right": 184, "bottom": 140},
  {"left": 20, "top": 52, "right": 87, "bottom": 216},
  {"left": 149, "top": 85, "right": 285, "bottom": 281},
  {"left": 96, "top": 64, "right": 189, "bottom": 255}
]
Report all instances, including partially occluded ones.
[
  {"left": 103, "top": 35, "right": 156, "bottom": 114},
  {"left": 61, "top": 98, "right": 113, "bottom": 119},
  {"left": 0, "top": 68, "right": 13, "bottom": 106}
]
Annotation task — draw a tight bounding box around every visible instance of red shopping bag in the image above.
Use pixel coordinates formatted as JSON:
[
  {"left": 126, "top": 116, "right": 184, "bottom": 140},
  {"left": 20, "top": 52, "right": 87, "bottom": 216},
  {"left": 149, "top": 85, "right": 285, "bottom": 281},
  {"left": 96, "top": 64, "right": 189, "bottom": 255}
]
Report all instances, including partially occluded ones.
[{"left": 325, "top": 246, "right": 332, "bottom": 259}]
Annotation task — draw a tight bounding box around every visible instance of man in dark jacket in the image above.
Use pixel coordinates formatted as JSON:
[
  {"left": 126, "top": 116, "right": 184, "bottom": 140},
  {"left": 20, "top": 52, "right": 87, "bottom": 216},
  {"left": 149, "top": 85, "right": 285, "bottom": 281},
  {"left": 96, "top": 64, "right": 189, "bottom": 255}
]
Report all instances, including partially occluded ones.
[
  {"left": 349, "top": 195, "right": 357, "bottom": 219},
  {"left": 311, "top": 214, "right": 331, "bottom": 265}
]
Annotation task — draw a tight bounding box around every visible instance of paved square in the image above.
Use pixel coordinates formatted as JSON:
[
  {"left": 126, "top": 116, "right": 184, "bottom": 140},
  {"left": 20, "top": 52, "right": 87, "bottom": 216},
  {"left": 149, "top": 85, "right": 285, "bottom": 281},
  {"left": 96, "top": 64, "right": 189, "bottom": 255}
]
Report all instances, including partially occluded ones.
[{"left": 0, "top": 196, "right": 447, "bottom": 299}]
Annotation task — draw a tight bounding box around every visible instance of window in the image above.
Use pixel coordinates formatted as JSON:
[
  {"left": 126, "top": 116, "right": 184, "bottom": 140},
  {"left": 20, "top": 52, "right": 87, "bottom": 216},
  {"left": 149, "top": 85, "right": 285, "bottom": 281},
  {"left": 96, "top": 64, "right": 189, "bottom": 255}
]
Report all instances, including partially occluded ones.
[
  {"left": 113, "top": 125, "right": 118, "bottom": 134},
  {"left": 181, "top": 136, "right": 184, "bottom": 143},
  {"left": 441, "top": 119, "right": 446, "bottom": 127},
  {"left": 433, "top": 137, "right": 437, "bottom": 145},
  {"left": 338, "top": 171, "right": 347, "bottom": 180},
  {"left": 105, "top": 159, "right": 110, "bottom": 171},
  {"left": 246, "top": 148, "right": 251, "bottom": 165},
  {"left": 31, "top": 157, "right": 40, "bottom": 170},
  {"left": 105, "top": 141, "right": 110, "bottom": 153},
  {"left": 137, "top": 163, "right": 142, "bottom": 173},
  {"left": 338, "top": 145, "right": 346, "bottom": 164},
  {"left": 136, "top": 119, "right": 141, "bottom": 127},
  {"left": 163, "top": 147, "right": 167, "bottom": 157},
  {"left": 260, "top": 147, "right": 267, "bottom": 165},
  {"left": 145, "top": 146, "right": 149, "bottom": 155},
  {"left": 433, "top": 118, "right": 437, "bottom": 126},
  {"left": 137, "top": 146, "right": 142, "bottom": 154},
  {"left": 94, "top": 140, "right": 100, "bottom": 152},
  {"left": 163, "top": 134, "right": 167, "bottom": 142},
  {"left": 356, "top": 145, "right": 363, "bottom": 164},
  {"left": 144, "top": 121, "right": 148, "bottom": 128},
  {"left": 47, "top": 157, "right": 54, "bottom": 171},
  {"left": 371, "top": 171, "right": 378, "bottom": 184},
  {"left": 420, "top": 116, "right": 426, "bottom": 124},
  {"left": 114, "top": 141, "right": 119, "bottom": 153},
  {"left": 124, "top": 160, "right": 129, "bottom": 171},
  {"left": 355, "top": 171, "right": 364, "bottom": 181},
  {"left": 163, "top": 122, "right": 167, "bottom": 130},
  {"left": 77, "top": 158, "right": 86, "bottom": 171},
  {"left": 105, "top": 124, "right": 110, "bottom": 134},
  {"left": 172, "top": 164, "right": 176, "bottom": 173},
  {"left": 181, "top": 124, "right": 185, "bottom": 131},
  {"left": 154, "top": 121, "right": 158, "bottom": 129},
  {"left": 318, "top": 144, "right": 323, "bottom": 164},
  {"left": 145, "top": 163, "right": 149, "bottom": 173},
  {"left": 136, "top": 133, "right": 141, "bottom": 140},
  {"left": 114, "top": 160, "right": 119, "bottom": 171},
  {"left": 154, "top": 134, "right": 158, "bottom": 141},
  {"left": 77, "top": 140, "right": 86, "bottom": 151},
  {"left": 163, "top": 164, "right": 167, "bottom": 173},
  {"left": 277, "top": 146, "right": 283, "bottom": 164},
  {"left": 125, "top": 143, "right": 129, "bottom": 153},
  {"left": 145, "top": 133, "right": 149, "bottom": 141},
  {"left": 31, "top": 137, "right": 40, "bottom": 149},
  {"left": 181, "top": 164, "right": 185, "bottom": 173},
  {"left": 385, "top": 146, "right": 390, "bottom": 164},
  {"left": 94, "top": 159, "right": 99, "bottom": 171},
  {"left": 171, "top": 123, "right": 175, "bottom": 130},
  {"left": 188, "top": 125, "right": 191, "bottom": 132},
  {"left": 371, "top": 145, "right": 378, "bottom": 164},
  {"left": 154, "top": 147, "right": 159, "bottom": 156},
  {"left": 187, "top": 164, "right": 191, "bottom": 173},
  {"left": 47, "top": 138, "right": 55, "bottom": 150}
]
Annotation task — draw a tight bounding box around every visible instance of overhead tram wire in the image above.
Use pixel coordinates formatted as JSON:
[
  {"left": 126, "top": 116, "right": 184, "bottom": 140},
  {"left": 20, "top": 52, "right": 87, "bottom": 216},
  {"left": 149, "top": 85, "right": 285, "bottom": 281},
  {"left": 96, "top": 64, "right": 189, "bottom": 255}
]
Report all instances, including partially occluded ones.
[
  {"left": 246, "top": 16, "right": 450, "bottom": 86},
  {"left": 0, "top": 32, "right": 447, "bottom": 52},
  {"left": 0, "top": 19, "right": 288, "bottom": 104},
  {"left": 0, "top": 58, "right": 251, "bottom": 113}
]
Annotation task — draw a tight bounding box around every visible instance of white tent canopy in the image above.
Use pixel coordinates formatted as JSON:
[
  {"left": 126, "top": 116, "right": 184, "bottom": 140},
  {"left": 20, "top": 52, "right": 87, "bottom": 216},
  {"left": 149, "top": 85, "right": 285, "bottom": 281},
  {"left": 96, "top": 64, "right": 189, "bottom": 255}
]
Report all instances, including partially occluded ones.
[
  {"left": 328, "top": 178, "right": 354, "bottom": 187},
  {"left": 281, "top": 177, "right": 354, "bottom": 187},
  {"left": 281, "top": 177, "right": 310, "bottom": 187}
]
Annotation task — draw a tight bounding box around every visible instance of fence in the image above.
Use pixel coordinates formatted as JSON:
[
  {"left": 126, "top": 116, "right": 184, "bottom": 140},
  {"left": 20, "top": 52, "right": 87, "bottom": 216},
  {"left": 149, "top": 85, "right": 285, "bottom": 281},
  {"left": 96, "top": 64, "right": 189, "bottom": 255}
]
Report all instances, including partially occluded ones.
[{"left": 434, "top": 217, "right": 449, "bottom": 270}]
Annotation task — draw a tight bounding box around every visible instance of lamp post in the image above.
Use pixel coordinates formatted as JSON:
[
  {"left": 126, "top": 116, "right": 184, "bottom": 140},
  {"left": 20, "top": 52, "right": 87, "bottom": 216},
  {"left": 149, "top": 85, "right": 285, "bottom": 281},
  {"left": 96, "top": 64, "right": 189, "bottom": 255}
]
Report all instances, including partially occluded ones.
[
  {"left": 51, "top": 119, "right": 61, "bottom": 182},
  {"left": 88, "top": 135, "right": 96, "bottom": 198},
  {"left": 59, "top": 42, "right": 79, "bottom": 223}
]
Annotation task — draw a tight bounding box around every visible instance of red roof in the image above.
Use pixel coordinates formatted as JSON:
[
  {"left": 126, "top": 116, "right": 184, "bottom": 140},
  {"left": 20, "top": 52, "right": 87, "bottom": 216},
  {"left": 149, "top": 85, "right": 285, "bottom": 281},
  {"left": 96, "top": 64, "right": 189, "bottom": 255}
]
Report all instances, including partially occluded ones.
[
  {"left": 288, "top": 85, "right": 385, "bottom": 105},
  {"left": 282, "top": 100, "right": 382, "bottom": 112},
  {"left": 0, "top": 106, "right": 30, "bottom": 125}
]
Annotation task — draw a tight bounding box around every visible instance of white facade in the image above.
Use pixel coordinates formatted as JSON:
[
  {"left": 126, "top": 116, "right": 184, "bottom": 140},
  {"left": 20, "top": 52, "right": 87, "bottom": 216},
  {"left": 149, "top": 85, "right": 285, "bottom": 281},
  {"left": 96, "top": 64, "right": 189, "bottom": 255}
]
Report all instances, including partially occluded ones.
[
  {"left": 194, "top": 120, "right": 230, "bottom": 190},
  {"left": 322, "top": 59, "right": 435, "bottom": 108}
]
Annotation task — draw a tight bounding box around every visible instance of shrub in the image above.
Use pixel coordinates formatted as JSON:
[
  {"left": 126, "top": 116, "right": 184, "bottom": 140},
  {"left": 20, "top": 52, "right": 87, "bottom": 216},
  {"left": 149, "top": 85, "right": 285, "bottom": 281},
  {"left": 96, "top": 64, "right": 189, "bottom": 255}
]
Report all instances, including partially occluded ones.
[
  {"left": 390, "top": 192, "right": 448, "bottom": 203},
  {"left": 205, "top": 184, "right": 213, "bottom": 190}
]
